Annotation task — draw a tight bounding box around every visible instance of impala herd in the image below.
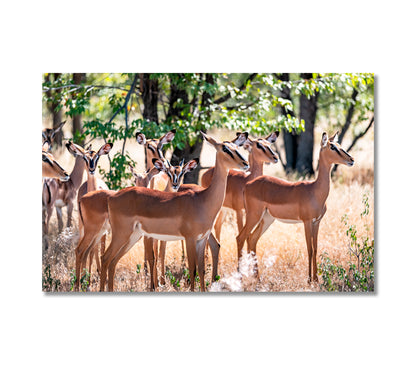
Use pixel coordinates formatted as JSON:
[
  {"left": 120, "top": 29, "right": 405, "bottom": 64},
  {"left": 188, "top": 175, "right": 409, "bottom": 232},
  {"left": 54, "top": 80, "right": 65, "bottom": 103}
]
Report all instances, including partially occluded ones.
[{"left": 42, "top": 126, "right": 354, "bottom": 292}]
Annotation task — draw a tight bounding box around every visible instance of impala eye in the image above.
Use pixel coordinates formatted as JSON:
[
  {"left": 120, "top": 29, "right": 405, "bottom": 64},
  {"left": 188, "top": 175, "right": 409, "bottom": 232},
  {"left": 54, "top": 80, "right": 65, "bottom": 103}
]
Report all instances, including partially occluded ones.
[{"left": 330, "top": 145, "right": 335, "bottom": 151}]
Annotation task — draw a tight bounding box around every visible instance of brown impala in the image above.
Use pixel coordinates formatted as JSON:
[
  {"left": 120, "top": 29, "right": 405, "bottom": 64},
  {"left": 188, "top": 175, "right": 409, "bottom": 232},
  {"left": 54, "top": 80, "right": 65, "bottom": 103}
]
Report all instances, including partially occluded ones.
[
  {"left": 236, "top": 132, "right": 354, "bottom": 283},
  {"left": 100, "top": 131, "right": 249, "bottom": 292}
]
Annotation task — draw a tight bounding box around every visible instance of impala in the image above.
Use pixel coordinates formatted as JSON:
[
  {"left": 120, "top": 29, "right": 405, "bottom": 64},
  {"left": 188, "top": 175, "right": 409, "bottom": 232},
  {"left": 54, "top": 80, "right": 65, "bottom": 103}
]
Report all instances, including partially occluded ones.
[
  {"left": 42, "top": 142, "right": 69, "bottom": 180},
  {"left": 42, "top": 148, "right": 85, "bottom": 235},
  {"left": 74, "top": 165, "right": 162, "bottom": 291},
  {"left": 42, "top": 121, "right": 66, "bottom": 151},
  {"left": 42, "top": 141, "right": 70, "bottom": 249},
  {"left": 150, "top": 157, "right": 221, "bottom": 286},
  {"left": 43, "top": 142, "right": 112, "bottom": 235},
  {"left": 135, "top": 130, "right": 176, "bottom": 274},
  {"left": 100, "top": 131, "right": 249, "bottom": 292},
  {"left": 201, "top": 131, "right": 279, "bottom": 241},
  {"left": 236, "top": 132, "right": 354, "bottom": 282}
]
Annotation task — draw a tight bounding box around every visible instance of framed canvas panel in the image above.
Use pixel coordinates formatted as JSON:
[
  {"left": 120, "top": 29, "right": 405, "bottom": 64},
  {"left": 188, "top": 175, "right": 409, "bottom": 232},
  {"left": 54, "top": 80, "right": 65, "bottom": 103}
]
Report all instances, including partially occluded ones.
[{"left": 41, "top": 73, "right": 374, "bottom": 293}]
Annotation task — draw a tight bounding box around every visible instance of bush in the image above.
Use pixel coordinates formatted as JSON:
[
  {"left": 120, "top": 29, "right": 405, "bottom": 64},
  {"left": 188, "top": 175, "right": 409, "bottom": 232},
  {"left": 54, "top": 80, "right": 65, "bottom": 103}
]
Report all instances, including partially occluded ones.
[{"left": 318, "top": 194, "right": 374, "bottom": 292}]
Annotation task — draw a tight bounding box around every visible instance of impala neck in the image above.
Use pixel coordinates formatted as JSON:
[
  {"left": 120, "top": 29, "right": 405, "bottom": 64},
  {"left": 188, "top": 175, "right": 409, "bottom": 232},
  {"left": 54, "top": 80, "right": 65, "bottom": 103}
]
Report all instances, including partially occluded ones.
[
  {"left": 314, "top": 153, "right": 332, "bottom": 204},
  {"left": 86, "top": 172, "right": 98, "bottom": 192},
  {"left": 248, "top": 152, "right": 263, "bottom": 180},
  {"left": 203, "top": 154, "right": 229, "bottom": 218},
  {"left": 70, "top": 156, "right": 85, "bottom": 189},
  {"left": 146, "top": 168, "right": 160, "bottom": 187}
]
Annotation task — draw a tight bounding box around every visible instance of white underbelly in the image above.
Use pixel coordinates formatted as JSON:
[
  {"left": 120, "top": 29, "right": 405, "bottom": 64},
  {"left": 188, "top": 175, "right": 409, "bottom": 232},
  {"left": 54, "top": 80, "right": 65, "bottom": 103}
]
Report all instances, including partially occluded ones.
[
  {"left": 143, "top": 232, "right": 184, "bottom": 241},
  {"left": 276, "top": 218, "right": 302, "bottom": 224}
]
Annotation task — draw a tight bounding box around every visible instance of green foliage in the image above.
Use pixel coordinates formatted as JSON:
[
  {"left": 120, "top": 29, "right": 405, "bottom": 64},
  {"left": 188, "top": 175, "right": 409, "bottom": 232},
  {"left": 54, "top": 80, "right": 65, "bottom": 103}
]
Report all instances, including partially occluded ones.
[
  {"left": 99, "top": 152, "right": 136, "bottom": 190},
  {"left": 42, "top": 264, "right": 61, "bottom": 292},
  {"left": 318, "top": 194, "right": 374, "bottom": 292},
  {"left": 70, "top": 269, "right": 76, "bottom": 291},
  {"left": 69, "top": 268, "right": 91, "bottom": 292},
  {"left": 42, "top": 73, "right": 374, "bottom": 190},
  {"left": 80, "top": 269, "right": 91, "bottom": 292},
  {"left": 166, "top": 269, "right": 181, "bottom": 289}
]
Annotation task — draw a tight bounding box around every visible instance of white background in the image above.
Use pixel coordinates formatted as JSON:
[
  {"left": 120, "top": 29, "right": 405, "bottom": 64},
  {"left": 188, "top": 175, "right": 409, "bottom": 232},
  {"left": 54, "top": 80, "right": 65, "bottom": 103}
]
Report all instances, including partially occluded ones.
[{"left": 1, "top": 1, "right": 414, "bottom": 373}]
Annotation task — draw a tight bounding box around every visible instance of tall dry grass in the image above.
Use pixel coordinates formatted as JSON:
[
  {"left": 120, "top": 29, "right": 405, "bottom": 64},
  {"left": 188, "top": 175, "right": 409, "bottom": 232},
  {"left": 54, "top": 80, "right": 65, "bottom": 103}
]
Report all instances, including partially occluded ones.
[{"left": 42, "top": 127, "right": 374, "bottom": 292}]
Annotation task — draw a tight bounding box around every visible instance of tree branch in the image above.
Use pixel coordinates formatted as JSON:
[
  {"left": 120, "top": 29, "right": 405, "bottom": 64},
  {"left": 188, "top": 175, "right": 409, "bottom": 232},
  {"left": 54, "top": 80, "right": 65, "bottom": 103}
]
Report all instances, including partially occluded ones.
[
  {"left": 346, "top": 115, "right": 374, "bottom": 153},
  {"left": 214, "top": 73, "right": 257, "bottom": 105},
  {"left": 121, "top": 74, "right": 140, "bottom": 157},
  {"left": 338, "top": 89, "right": 358, "bottom": 145}
]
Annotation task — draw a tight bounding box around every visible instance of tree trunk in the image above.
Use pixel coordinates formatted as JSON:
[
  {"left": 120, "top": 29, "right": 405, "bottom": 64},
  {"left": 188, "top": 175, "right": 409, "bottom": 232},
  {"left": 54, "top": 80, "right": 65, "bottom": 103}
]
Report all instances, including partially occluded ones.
[
  {"left": 170, "top": 74, "right": 213, "bottom": 184},
  {"left": 140, "top": 73, "right": 159, "bottom": 124},
  {"left": 72, "top": 73, "right": 86, "bottom": 145},
  {"left": 276, "top": 73, "right": 298, "bottom": 172},
  {"left": 296, "top": 73, "right": 319, "bottom": 176},
  {"left": 45, "top": 73, "right": 64, "bottom": 148}
]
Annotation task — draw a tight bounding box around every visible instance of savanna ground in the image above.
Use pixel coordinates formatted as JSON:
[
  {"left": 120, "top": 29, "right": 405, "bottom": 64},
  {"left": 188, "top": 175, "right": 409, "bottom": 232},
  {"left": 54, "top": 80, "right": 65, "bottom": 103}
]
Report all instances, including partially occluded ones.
[{"left": 42, "top": 124, "right": 374, "bottom": 292}]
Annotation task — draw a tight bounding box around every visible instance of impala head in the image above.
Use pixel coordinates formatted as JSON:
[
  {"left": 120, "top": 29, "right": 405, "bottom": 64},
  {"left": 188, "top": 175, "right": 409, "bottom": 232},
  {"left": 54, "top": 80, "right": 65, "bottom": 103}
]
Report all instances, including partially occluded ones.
[
  {"left": 152, "top": 157, "right": 199, "bottom": 191},
  {"left": 42, "top": 121, "right": 66, "bottom": 151},
  {"left": 243, "top": 131, "right": 279, "bottom": 164},
  {"left": 320, "top": 132, "right": 355, "bottom": 167},
  {"left": 129, "top": 165, "right": 161, "bottom": 188},
  {"left": 42, "top": 143, "right": 69, "bottom": 181},
  {"left": 66, "top": 141, "right": 113, "bottom": 175},
  {"left": 136, "top": 130, "right": 176, "bottom": 165},
  {"left": 201, "top": 131, "right": 249, "bottom": 171}
]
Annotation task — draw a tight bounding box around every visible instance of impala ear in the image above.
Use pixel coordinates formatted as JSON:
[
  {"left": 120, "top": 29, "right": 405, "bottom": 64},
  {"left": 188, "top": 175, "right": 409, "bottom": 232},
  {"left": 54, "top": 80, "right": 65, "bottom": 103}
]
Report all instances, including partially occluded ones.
[
  {"left": 152, "top": 158, "right": 166, "bottom": 171},
  {"left": 321, "top": 132, "right": 328, "bottom": 148},
  {"left": 183, "top": 158, "right": 199, "bottom": 173},
  {"left": 136, "top": 132, "right": 147, "bottom": 145},
  {"left": 66, "top": 141, "right": 85, "bottom": 157},
  {"left": 158, "top": 129, "right": 176, "bottom": 147},
  {"left": 265, "top": 131, "right": 279, "bottom": 143},
  {"left": 200, "top": 131, "right": 219, "bottom": 147},
  {"left": 53, "top": 121, "right": 66, "bottom": 136},
  {"left": 243, "top": 137, "right": 254, "bottom": 151},
  {"left": 97, "top": 143, "right": 113, "bottom": 156},
  {"left": 42, "top": 142, "right": 50, "bottom": 152},
  {"left": 233, "top": 131, "right": 249, "bottom": 146},
  {"left": 329, "top": 131, "right": 339, "bottom": 143}
]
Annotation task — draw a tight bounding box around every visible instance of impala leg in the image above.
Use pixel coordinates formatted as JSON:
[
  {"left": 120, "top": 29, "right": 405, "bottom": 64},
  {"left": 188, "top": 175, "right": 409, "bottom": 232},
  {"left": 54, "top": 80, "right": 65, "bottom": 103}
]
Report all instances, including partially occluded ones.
[
  {"left": 80, "top": 236, "right": 102, "bottom": 288},
  {"left": 96, "top": 234, "right": 106, "bottom": 275},
  {"left": 143, "top": 236, "right": 157, "bottom": 289},
  {"left": 181, "top": 240, "right": 186, "bottom": 266},
  {"left": 45, "top": 202, "right": 54, "bottom": 235},
  {"left": 303, "top": 220, "right": 313, "bottom": 283},
  {"left": 208, "top": 233, "right": 220, "bottom": 282},
  {"left": 66, "top": 200, "right": 73, "bottom": 228},
  {"left": 100, "top": 225, "right": 132, "bottom": 291},
  {"left": 196, "top": 237, "right": 208, "bottom": 292},
  {"left": 185, "top": 238, "right": 197, "bottom": 292},
  {"left": 158, "top": 240, "right": 167, "bottom": 285},
  {"left": 144, "top": 239, "right": 157, "bottom": 291},
  {"left": 246, "top": 210, "right": 275, "bottom": 275},
  {"left": 236, "top": 207, "right": 264, "bottom": 269},
  {"left": 214, "top": 209, "right": 224, "bottom": 242},
  {"left": 236, "top": 209, "right": 244, "bottom": 234},
  {"left": 56, "top": 206, "right": 63, "bottom": 232},
  {"left": 143, "top": 237, "right": 153, "bottom": 276},
  {"left": 74, "top": 230, "right": 96, "bottom": 291},
  {"left": 311, "top": 221, "right": 320, "bottom": 282},
  {"left": 107, "top": 230, "right": 143, "bottom": 292}
]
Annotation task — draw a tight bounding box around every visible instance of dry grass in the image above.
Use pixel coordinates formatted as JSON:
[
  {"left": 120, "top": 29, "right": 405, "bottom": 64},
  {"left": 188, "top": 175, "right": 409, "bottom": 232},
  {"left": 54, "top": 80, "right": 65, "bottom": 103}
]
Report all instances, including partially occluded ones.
[{"left": 42, "top": 127, "right": 374, "bottom": 292}]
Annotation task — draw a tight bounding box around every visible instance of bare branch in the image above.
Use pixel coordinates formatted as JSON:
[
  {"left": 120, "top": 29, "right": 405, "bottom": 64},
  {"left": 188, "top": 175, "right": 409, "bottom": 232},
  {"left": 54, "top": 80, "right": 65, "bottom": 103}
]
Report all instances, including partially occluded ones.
[{"left": 214, "top": 73, "right": 257, "bottom": 105}]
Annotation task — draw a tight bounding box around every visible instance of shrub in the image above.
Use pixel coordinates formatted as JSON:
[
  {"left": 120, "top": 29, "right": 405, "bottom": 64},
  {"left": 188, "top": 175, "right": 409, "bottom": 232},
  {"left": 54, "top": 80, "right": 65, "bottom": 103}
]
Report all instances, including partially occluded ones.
[{"left": 318, "top": 194, "right": 374, "bottom": 292}]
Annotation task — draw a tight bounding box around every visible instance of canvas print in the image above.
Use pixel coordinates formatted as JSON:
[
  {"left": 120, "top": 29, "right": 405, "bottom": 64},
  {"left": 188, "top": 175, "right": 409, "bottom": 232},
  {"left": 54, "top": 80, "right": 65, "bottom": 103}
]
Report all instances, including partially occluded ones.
[{"left": 42, "top": 73, "right": 374, "bottom": 292}]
